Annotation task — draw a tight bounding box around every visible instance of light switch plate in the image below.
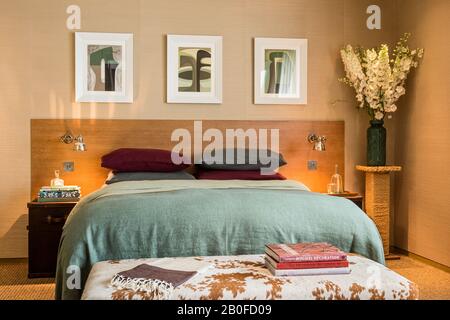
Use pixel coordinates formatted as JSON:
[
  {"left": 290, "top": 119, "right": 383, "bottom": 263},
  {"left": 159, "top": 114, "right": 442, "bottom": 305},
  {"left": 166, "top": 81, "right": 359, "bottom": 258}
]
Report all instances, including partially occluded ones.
[
  {"left": 63, "top": 161, "right": 74, "bottom": 172},
  {"left": 307, "top": 160, "right": 317, "bottom": 170}
]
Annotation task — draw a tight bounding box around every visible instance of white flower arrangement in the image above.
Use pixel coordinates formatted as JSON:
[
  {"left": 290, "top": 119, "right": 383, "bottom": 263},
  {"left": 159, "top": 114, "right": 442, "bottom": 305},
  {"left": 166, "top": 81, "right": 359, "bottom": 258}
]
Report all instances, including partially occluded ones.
[{"left": 340, "top": 33, "right": 423, "bottom": 120}]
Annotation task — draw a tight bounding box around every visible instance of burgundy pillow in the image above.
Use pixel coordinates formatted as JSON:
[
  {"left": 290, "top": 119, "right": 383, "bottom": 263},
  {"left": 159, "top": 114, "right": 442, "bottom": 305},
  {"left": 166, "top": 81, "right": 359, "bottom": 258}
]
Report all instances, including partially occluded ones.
[
  {"left": 101, "top": 148, "right": 189, "bottom": 172},
  {"left": 195, "top": 169, "right": 286, "bottom": 180}
]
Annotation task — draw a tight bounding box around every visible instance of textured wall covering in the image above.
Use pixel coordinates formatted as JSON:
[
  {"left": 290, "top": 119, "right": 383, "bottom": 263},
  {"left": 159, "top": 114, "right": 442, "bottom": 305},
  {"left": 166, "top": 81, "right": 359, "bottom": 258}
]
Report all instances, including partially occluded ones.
[
  {"left": 394, "top": 0, "right": 450, "bottom": 267},
  {"left": 0, "top": 0, "right": 397, "bottom": 257},
  {"left": 0, "top": 2, "right": 32, "bottom": 258}
]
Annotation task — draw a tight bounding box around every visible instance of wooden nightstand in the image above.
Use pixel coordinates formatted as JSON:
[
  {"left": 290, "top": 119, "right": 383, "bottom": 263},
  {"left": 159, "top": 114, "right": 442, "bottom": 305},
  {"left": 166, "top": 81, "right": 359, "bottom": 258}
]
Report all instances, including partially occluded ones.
[
  {"left": 27, "top": 200, "right": 77, "bottom": 278},
  {"left": 326, "top": 192, "right": 364, "bottom": 210}
]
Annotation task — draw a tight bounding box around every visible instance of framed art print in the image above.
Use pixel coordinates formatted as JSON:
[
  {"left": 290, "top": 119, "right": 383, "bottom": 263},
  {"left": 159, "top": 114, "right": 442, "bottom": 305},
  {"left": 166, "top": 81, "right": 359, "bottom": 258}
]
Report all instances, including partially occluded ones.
[
  {"left": 254, "top": 38, "right": 307, "bottom": 104},
  {"left": 75, "top": 32, "right": 133, "bottom": 103},
  {"left": 167, "top": 35, "right": 222, "bottom": 104}
]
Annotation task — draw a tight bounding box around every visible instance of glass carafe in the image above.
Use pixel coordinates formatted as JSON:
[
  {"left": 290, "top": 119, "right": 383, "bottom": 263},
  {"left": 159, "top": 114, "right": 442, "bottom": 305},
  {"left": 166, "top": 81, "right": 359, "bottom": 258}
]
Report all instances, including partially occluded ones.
[{"left": 330, "top": 164, "right": 343, "bottom": 194}]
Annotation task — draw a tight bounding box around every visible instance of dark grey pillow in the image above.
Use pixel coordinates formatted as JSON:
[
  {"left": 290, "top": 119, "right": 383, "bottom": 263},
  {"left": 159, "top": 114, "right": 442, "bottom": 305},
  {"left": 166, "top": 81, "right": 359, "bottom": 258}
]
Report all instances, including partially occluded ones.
[
  {"left": 199, "top": 149, "right": 287, "bottom": 170},
  {"left": 106, "top": 171, "right": 195, "bottom": 184}
]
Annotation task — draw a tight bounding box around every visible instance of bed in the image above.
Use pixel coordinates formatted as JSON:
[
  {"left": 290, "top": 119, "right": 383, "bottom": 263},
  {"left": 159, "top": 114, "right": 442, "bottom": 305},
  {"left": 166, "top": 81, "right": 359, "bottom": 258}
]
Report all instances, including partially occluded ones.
[{"left": 55, "top": 179, "right": 384, "bottom": 300}]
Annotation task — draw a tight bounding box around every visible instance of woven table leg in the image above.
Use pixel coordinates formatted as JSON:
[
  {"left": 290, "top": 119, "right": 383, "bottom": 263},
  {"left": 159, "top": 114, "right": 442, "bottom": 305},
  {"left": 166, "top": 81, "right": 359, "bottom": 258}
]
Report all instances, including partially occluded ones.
[{"left": 364, "top": 172, "right": 390, "bottom": 256}]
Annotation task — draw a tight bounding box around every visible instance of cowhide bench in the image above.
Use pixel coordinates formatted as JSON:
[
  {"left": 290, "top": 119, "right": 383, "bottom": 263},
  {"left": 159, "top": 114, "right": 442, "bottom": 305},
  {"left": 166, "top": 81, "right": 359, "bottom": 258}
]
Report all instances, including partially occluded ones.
[{"left": 81, "top": 254, "right": 419, "bottom": 300}]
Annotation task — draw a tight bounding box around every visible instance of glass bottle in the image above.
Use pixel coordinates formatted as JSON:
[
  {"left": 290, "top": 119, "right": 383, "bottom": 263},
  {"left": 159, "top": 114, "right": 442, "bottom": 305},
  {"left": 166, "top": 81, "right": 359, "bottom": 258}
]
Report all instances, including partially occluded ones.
[
  {"left": 50, "top": 170, "right": 64, "bottom": 188},
  {"left": 330, "top": 164, "right": 343, "bottom": 194}
]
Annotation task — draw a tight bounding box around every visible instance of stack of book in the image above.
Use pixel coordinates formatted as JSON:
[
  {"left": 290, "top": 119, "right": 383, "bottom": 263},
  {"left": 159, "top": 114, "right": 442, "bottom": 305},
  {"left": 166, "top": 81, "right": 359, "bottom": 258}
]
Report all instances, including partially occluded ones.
[
  {"left": 265, "top": 242, "right": 350, "bottom": 276},
  {"left": 38, "top": 186, "right": 81, "bottom": 202}
]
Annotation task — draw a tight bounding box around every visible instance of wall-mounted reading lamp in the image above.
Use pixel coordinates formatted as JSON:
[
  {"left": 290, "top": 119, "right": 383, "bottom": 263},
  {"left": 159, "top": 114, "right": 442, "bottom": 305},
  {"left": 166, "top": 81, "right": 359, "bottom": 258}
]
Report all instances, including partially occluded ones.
[
  {"left": 308, "top": 133, "right": 326, "bottom": 151},
  {"left": 60, "top": 131, "right": 87, "bottom": 152}
]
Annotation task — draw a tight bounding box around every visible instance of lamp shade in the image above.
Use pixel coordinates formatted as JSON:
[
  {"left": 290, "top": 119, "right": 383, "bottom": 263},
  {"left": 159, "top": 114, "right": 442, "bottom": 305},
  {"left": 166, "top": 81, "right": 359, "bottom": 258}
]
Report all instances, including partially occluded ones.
[
  {"left": 73, "top": 135, "right": 87, "bottom": 152},
  {"left": 308, "top": 133, "right": 326, "bottom": 151},
  {"left": 313, "top": 139, "right": 326, "bottom": 151}
]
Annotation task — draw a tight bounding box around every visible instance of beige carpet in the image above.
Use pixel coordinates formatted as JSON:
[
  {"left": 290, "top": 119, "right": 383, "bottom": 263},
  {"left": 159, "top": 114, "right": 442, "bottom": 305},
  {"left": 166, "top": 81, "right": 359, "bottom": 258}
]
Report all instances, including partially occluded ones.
[
  {"left": 0, "top": 254, "right": 448, "bottom": 300},
  {"left": 386, "top": 255, "right": 450, "bottom": 300},
  {"left": 0, "top": 259, "right": 54, "bottom": 300}
]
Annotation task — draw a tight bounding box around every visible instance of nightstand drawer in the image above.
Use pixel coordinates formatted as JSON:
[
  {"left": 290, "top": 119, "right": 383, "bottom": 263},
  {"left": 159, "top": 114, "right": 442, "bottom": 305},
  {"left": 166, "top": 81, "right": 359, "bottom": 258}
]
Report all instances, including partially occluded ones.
[
  {"left": 346, "top": 196, "right": 363, "bottom": 210},
  {"left": 27, "top": 200, "right": 77, "bottom": 278},
  {"left": 325, "top": 192, "right": 364, "bottom": 211},
  {"left": 28, "top": 207, "right": 71, "bottom": 232}
]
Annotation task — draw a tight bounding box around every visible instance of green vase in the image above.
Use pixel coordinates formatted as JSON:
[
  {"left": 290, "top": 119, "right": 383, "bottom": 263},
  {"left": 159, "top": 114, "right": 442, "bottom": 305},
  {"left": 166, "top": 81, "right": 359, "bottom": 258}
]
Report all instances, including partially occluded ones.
[{"left": 367, "top": 120, "right": 386, "bottom": 166}]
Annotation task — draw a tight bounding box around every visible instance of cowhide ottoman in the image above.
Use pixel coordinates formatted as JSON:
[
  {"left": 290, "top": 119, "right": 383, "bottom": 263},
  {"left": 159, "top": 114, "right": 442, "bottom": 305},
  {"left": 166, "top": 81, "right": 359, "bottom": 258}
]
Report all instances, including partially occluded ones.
[{"left": 81, "top": 254, "right": 419, "bottom": 300}]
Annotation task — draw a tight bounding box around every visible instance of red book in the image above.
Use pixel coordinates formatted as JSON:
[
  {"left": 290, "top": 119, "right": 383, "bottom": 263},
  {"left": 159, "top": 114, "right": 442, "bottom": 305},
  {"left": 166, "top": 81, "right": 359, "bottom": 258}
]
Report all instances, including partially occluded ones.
[
  {"left": 265, "top": 242, "right": 347, "bottom": 262},
  {"left": 265, "top": 255, "right": 349, "bottom": 270}
]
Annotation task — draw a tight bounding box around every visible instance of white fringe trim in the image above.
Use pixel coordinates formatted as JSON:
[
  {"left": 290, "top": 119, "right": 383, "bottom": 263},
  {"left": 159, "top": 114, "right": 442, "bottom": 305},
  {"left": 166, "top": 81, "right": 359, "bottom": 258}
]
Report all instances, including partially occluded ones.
[{"left": 110, "top": 274, "right": 174, "bottom": 300}]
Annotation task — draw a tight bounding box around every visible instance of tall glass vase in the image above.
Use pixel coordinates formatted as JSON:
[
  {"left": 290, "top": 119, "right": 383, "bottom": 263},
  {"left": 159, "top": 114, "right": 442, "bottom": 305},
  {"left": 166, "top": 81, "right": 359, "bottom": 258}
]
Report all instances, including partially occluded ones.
[{"left": 367, "top": 120, "right": 386, "bottom": 166}]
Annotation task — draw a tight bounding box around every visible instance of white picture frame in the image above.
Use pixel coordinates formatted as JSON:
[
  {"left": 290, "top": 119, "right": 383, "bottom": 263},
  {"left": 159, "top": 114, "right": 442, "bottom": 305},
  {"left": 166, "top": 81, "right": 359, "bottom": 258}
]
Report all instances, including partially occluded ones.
[
  {"left": 254, "top": 38, "right": 307, "bottom": 105},
  {"left": 75, "top": 32, "right": 133, "bottom": 103},
  {"left": 167, "top": 35, "right": 222, "bottom": 104}
]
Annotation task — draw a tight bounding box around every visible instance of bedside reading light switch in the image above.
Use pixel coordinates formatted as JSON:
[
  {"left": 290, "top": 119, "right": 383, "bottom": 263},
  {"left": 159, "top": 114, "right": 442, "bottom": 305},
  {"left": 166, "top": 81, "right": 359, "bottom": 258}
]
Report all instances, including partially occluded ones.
[
  {"left": 307, "top": 160, "right": 317, "bottom": 171},
  {"left": 63, "top": 161, "right": 74, "bottom": 172}
]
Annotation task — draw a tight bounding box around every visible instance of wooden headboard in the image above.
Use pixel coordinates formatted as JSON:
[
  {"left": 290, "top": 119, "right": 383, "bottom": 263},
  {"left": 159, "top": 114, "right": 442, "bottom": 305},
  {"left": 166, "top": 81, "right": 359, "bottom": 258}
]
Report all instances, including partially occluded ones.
[{"left": 31, "top": 119, "right": 344, "bottom": 198}]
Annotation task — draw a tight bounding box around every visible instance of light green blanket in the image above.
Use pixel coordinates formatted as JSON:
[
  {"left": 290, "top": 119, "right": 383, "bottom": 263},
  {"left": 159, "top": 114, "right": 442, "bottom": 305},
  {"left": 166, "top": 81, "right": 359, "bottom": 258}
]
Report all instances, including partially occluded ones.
[{"left": 55, "top": 180, "right": 384, "bottom": 300}]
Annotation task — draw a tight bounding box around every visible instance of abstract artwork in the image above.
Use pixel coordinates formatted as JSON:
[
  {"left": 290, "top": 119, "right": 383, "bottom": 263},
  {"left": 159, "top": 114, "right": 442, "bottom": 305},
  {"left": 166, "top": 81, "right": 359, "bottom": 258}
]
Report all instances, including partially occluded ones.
[
  {"left": 87, "top": 45, "right": 122, "bottom": 92},
  {"left": 75, "top": 32, "right": 133, "bottom": 103},
  {"left": 264, "top": 49, "right": 296, "bottom": 95},
  {"left": 178, "top": 47, "right": 212, "bottom": 93},
  {"left": 167, "top": 35, "right": 222, "bottom": 104},
  {"left": 254, "top": 38, "right": 308, "bottom": 104}
]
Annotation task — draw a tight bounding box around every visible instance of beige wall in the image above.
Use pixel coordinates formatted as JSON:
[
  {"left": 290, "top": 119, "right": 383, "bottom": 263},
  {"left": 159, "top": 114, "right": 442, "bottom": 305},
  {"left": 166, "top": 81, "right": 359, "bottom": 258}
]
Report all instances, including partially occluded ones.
[
  {"left": 394, "top": 0, "right": 450, "bottom": 267},
  {"left": 0, "top": 0, "right": 398, "bottom": 257},
  {"left": 0, "top": 1, "right": 32, "bottom": 258}
]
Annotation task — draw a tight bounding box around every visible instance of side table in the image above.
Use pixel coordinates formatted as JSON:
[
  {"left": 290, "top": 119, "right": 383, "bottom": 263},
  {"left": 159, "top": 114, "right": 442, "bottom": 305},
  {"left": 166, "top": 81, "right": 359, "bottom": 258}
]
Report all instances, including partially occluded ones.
[{"left": 356, "top": 165, "right": 401, "bottom": 259}]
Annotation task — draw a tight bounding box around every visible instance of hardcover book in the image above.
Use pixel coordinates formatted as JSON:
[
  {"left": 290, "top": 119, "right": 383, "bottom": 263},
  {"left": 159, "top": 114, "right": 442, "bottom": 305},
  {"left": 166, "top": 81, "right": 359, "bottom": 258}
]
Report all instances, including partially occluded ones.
[
  {"left": 37, "top": 197, "right": 80, "bottom": 203},
  {"left": 265, "top": 242, "right": 347, "bottom": 262},
  {"left": 40, "top": 186, "right": 81, "bottom": 191},
  {"left": 38, "top": 186, "right": 81, "bottom": 200},
  {"left": 265, "top": 260, "right": 351, "bottom": 276},
  {"left": 265, "top": 255, "right": 349, "bottom": 270}
]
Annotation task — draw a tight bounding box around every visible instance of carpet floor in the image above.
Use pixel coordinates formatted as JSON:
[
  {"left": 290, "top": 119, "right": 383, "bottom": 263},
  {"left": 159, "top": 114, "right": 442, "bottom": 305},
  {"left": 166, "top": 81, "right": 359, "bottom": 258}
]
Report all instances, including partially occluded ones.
[{"left": 0, "top": 253, "right": 448, "bottom": 300}]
